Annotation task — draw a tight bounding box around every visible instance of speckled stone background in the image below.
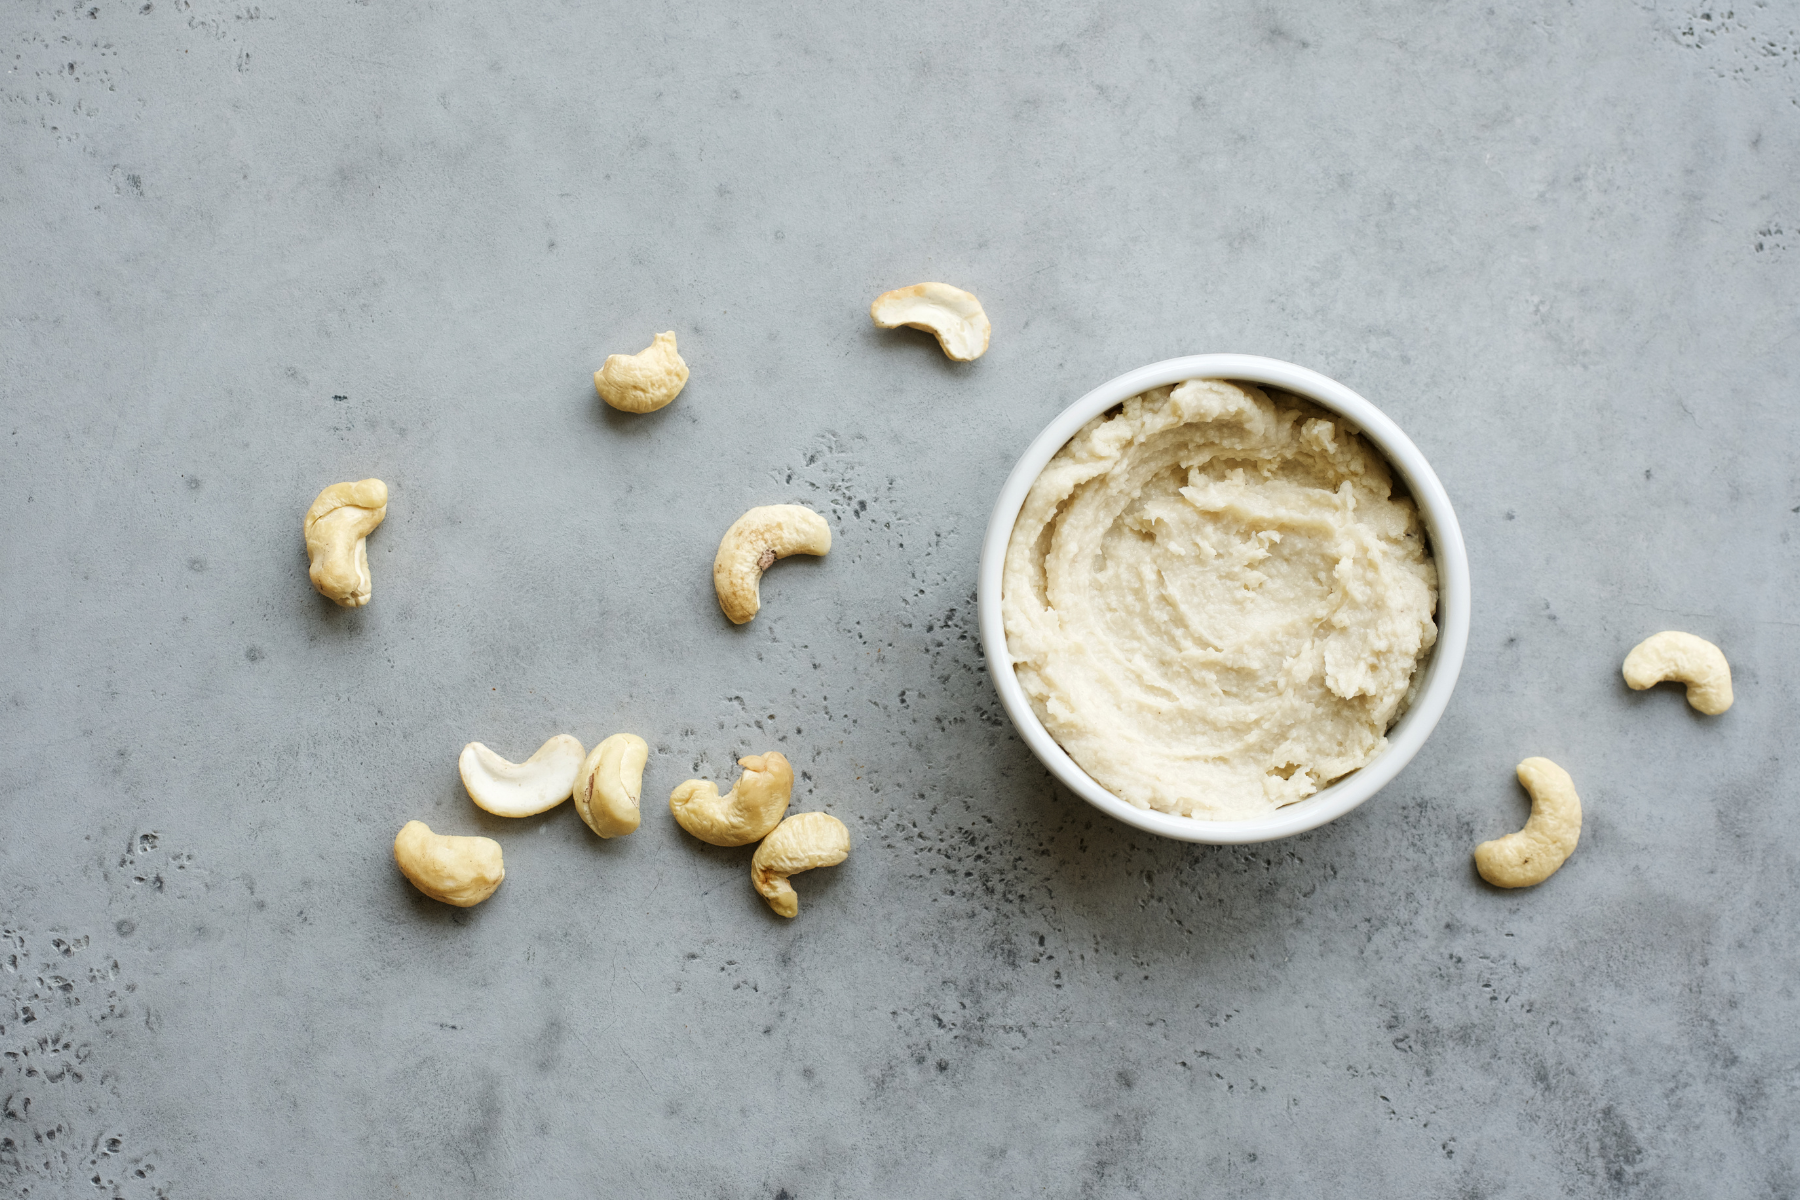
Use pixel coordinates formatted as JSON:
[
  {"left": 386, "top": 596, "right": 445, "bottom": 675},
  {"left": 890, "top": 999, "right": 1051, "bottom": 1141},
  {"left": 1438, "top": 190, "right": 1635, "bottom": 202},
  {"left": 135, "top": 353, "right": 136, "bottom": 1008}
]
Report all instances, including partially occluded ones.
[{"left": 3, "top": 1, "right": 1798, "bottom": 1196}]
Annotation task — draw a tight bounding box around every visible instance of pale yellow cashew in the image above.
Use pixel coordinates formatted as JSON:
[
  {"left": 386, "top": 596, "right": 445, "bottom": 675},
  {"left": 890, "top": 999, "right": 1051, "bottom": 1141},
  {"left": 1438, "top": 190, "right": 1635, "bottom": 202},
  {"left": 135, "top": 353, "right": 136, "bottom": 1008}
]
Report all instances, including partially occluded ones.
[
  {"left": 594, "top": 330, "right": 689, "bottom": 413},
  {"left": 303, "top": 479, "right": 388, "bottom": 607},
  {"left": 1623, "top": 631, "right": 1733, "bottom": 715},
  {"left": 393, "top": 820, "right": 504, "bottom": 907},
  {"left": 1474, "top": 758, "right": 1582, "bottom": 889},
  {"left": 712, "top": 505, "right": 831, "bottom": 625},
  {"left": 459, "top": 735, "right": 585, "bottom": 818},
  {"left": 752, "top": 812, "right": 850, "bottom": 918},
  {"left": 573, "top": 734, "right": 648, "bottom": 838},
  {"left": 869, "top": 282, "right": 991, "bottom": 361},
  {"left": 669, "top": 751, "right": 792, "bottom": 846}
]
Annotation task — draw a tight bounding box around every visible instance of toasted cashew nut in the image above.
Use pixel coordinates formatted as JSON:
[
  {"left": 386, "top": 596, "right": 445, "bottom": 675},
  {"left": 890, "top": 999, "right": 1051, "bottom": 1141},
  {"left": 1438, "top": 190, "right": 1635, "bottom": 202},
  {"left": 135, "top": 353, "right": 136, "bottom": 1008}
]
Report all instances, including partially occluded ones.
[
  {"left": 1623, "top": 631, "right": 1733, "bottom": 715},
  {"left": 303, "top": 479, "right": 388, "bottom": 607},
  {"left": 712, "top": 505, "right": 831, "bottom": 624},
  {"left": 870, "top": 282, "right": 991, "bottom": 361},
  {"left": 595, "top": 331, "right": 689, "bottom": 413},
  {"left": 1474, "top": 758, "right": 1582, "bottom": 889},
  {"left": 394, "top": 820, "right": 504, "bottom": 907},
  {"left": 573, "top": 734, "right": 648, "bottom": 838},
  {"left": 459, "top": 735, "right": 585, "bottom": 818},
  {"left": 752, "top": 812, "right": 850, "bottom": 918},
  {"left": 669, "top": 751, "right": 792, "bottom": 846}
]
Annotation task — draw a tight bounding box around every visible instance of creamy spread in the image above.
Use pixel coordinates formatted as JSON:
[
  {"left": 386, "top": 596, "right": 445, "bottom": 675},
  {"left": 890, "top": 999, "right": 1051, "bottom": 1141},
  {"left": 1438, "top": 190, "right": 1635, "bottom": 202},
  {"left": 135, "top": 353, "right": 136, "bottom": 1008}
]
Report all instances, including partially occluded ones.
[{"left": 1001, "top": 379, "right": 1438, "bottom": 821}]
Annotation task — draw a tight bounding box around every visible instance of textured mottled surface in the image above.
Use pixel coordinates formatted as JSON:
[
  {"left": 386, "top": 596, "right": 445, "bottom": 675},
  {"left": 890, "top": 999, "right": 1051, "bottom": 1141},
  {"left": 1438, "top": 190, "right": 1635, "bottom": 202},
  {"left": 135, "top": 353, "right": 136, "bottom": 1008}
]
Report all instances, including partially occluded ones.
[{"left": 3, "top": 2, "right": 1797, "bottom": 1196}]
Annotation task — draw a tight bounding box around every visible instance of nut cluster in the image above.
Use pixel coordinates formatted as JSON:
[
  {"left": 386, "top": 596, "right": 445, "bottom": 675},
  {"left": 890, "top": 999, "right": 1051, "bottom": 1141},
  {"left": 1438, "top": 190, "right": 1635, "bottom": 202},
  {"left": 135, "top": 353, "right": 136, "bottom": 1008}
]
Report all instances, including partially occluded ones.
[
  {"left": 669, "top": 751, "right": 849, "bottom": 917},
  {"left": 1471, "top": 630, "right": 1733, "bottom": 889},
  {"left": 324, "top": 290, "right": 987, "bottom": 919},
  {"left": 392, "top": 734, "right": 846, "bottom": 918}
]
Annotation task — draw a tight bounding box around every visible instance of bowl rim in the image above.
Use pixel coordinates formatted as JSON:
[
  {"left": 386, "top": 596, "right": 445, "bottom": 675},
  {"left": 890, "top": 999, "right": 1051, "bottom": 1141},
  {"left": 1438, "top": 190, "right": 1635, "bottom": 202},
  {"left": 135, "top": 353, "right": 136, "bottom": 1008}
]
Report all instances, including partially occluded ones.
[{"left": 975, "top": 354, "right": 1471, "bottom": 845}]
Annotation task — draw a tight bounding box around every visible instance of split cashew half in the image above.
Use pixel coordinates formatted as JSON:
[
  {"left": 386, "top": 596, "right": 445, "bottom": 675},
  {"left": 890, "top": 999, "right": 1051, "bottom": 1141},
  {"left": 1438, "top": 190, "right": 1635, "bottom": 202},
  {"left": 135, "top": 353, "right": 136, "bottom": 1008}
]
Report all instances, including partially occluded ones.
[
  {"left": 752, "top": 812, "right": 850, "bottom": 918},
  {"left": 574, "top": 734, "right": 648, "bottom": 838},
  {"left": 669, "top": 751, "right": 792, "bottom": 846},
  {"left": 394, "top": 821, "right": 505, "bottom": 907},
  {"left": 1623, "top": 631, "right": 1733, "bottom": 715},
  {"left": 595, "top": 331, "right": 689, "bottom": 413},
  {"left": 1474, "top": 758, "right": 1582, "bottom": 889},
  {"left": 303, "top": 478, "right": 388, "bottom": 607},
  {"left": 713, "top": 505, "right": 831, "bottom": 624},
  {"left": 459, "top": 735, "right": 585, "bottom": 818},
  {"left": 869, "top": 282, "right": 991, "bottom": 361}
]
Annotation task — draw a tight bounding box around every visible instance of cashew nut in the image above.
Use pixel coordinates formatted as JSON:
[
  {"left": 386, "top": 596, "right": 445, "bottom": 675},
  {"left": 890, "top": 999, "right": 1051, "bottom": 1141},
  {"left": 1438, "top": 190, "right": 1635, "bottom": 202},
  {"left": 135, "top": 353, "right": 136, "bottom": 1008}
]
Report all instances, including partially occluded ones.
[
  {"left": 459, "top": 735, "right": 585, "bottom": 817},
  {"left": 713, "top": 505, "right": 831, "bottom": 625},
  {"left": 573, "top": 734, "right": 647, "bottom": 838},
  {"left": 393, "top": 820, "right": 504, "bottom": 907},
  {"left": 1474, "top": 758, "right": 1582, "bottom": 889},
  {"left": 594, "top": 330, "right": 689, "bottom": 413},
  {"left": 869, "top": 282, "right": 991, "bottom": 361},
  {"left": 1623, "top": 630, "right": 1733, "bottom": 715},
  {"left": 669, "top": 751, "right": 792, "bottom": 846},
  {"left": 303, "top": 478, "right": 388, "bottom": 607},
  {"left": 751, "top": 812, "right": 850, "bottom": 918}
]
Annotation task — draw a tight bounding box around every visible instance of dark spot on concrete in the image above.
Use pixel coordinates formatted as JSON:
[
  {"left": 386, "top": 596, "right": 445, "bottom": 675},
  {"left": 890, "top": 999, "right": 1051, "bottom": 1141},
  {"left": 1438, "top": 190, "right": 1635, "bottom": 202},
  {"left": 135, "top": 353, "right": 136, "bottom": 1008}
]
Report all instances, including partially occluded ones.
[
  {"left": 244, "top": 646, "right": 262, "bottom": 662},
  {"left": 115, "top": 919, "right": 135, "bottom": 936},
  {"left": 1597, "top": 1105, "right": 1644, "bottom": 1186}
]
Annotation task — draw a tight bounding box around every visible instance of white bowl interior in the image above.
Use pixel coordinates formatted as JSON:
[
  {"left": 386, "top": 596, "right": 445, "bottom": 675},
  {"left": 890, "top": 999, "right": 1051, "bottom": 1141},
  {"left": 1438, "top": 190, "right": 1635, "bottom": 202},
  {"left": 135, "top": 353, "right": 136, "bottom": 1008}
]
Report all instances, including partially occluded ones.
[{"left": 976, "top": 354, "right": 1471, "bottom": 845}]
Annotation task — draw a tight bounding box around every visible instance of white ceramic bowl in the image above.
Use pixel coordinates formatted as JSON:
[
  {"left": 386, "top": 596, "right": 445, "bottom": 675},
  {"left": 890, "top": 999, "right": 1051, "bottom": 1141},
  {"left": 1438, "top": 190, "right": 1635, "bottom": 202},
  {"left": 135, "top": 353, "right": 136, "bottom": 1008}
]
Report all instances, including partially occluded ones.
[{"left": 977, "top": 355, "right": 1470, "bottom": 845}]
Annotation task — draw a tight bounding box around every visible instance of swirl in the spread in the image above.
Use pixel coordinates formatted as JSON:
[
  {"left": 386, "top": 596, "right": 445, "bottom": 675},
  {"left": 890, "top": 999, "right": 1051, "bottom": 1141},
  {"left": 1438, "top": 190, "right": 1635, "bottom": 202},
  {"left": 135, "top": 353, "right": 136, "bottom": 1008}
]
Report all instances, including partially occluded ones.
[{"left": 1002, "top": 380, "right": 1438, "bottom": 821}]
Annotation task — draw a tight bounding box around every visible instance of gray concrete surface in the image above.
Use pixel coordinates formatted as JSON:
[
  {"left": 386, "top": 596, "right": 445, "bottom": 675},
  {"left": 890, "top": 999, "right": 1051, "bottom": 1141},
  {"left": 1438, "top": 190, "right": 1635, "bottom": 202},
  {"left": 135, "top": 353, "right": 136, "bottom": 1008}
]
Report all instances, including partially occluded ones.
[{"left": 3, "top": 1, "right": 1798, "bottom": 1195}]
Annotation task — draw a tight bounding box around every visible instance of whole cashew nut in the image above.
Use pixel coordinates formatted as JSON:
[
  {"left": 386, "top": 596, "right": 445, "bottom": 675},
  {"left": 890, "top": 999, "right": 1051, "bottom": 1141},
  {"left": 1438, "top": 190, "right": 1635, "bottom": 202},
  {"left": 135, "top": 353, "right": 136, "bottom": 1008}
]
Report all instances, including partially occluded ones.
[
  {"left": 595, "top": 331, "right": 689, "bottom": 413},
  {"left": 869, "top": 282, "right": 991, "bottom": 361},
  {"left": 393, "top": 820, "right": 504, "bottom": 907},
  {"left": 751, "top": 812, "right": 850, "bottom": 918},
  {"left": 669, "top": 751, "right": 792, "bottom": 846},
  {"left": 573, "top": 734, "right": 648, "bottom": 838},
  {"left": 303, "top": 479, "right": 388, "bottom": 607},
  {"left": 1623, "top": 631, "right": 1733, "bottom": 715},
  {"left": 713, "top": 505, "right": 831, "bottom": 625},
  {"left": 1474, "top": 757, "right": 1582, "bottom": 889},
  {"left": 459, "top": 735, "right": 586, "bottom": 818}
]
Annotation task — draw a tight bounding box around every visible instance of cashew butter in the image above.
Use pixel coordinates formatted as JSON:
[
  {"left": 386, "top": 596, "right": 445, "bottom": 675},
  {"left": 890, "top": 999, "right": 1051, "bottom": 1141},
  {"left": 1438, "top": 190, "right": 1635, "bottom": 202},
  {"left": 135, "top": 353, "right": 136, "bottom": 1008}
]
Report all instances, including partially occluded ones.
[{"left": 1001, "top": 379, "right": 1438, "bottom": 821}]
